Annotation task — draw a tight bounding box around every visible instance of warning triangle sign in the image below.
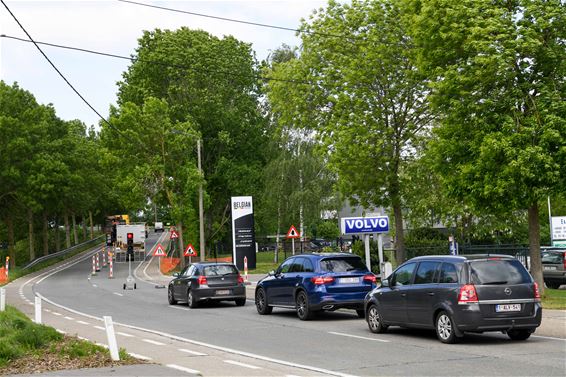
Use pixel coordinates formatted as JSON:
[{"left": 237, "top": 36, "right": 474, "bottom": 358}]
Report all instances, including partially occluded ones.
[
  {"left": 170, "top": 230, "right": 179, "bottom": 239},
  {"left": 153, "top": 243, "right": 167, "bottom": 257},
  {"left": 184, "top": 244, "right": 197, "bottom": 257},
  {"left": 286, "top": 225, "right": 300, "bottom": 239}
]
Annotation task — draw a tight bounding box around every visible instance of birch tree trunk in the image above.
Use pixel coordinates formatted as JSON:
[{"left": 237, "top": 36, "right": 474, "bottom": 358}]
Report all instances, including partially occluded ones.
[{"left": 28, "top": 208, "right": 35, "bottom": 261}]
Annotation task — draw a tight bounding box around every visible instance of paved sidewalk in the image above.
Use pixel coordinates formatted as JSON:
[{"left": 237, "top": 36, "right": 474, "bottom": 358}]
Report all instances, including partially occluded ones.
[{"left": 9, "top": 364, "right": 181, "bottom": 377}]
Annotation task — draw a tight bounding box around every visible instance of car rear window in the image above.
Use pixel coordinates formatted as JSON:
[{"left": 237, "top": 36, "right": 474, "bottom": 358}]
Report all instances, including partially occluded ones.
[
  {"left": 320, "top": 257, "right": 368, "bottom": 273},
  {"left": 203, "top": 265, "right": 238, "bottom": 276},
  {"left": 541, "top": 251, "right": 564, "bottom": 264},
  {"left": 469, "top": 259, "right": 531, "bottom": 285}
]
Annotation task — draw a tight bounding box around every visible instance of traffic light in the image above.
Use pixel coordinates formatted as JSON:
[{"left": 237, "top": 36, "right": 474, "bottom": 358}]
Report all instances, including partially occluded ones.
[{"left": 127, "top": 232, "right": 134, "bottom": 261}]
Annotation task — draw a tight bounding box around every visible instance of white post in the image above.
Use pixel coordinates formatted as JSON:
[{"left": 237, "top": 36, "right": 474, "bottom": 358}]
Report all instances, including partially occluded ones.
[
  {"left": 292, "top": 239, "right": 295, "bottom": 256},
  {"left": 548, "top": 196, "right": 553, "bottom": 245},
  {"left": 0, "top": 288, "right": 5, "bottom": 311},
  {"left": 34, "top": 296, "right": 42, "bottom": 324},
  {"left": 103, "top": 316, "right": 120, "bottom": 361},
  {"left": 378, "top": 233, "right": 384, "bottom": 277},
  {"left": 364, "top": 234, "right": 371, "bottom": 271},
  {"left": 244, "top": 256, "right": 248, "bottom": 282}
]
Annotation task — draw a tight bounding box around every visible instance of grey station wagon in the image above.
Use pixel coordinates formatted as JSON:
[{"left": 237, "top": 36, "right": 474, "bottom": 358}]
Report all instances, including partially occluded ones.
[{"left": 364, "top": 255, "right": 542, "bottom": 343}]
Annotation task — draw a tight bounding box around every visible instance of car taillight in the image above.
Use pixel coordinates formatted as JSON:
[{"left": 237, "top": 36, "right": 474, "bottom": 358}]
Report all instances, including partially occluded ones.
[
  {"left": 534, "top": 282, "right": 541, "bottom": 299},
  {"left": 197, "top": 276, "right": 207, "bottom": 285},
  {"left": 458, "top": 284, "right": 478, "bottom": 304},
  {"left": 363, "top": 274, "right": 377, "bottom": 283},
  {"left": 311, "top": 276, "right": 334, "bottom": 285},
  {"left": 237, "top": 274, "right": 244, "bottom": 284}
]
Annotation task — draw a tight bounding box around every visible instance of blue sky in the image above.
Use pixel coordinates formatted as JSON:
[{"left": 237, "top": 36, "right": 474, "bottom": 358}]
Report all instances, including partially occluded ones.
[{"left": 0, "top": 0, "right": 327, "bottom": 129}]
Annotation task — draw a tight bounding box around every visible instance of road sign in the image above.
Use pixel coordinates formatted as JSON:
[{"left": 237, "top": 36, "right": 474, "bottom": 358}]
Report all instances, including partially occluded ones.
[
  {"left": 340, "top": 216, "right": 389, "bottom": 235},
  {"left": 184, "top": 244, "right": 197, "bottom": 257},
  {"left": 153, "top": 244, "right": 166, "bottom": 257},
  {"left": 286, "top": 225, "right": 300, "bottom": 239},
  {"left": 170, "top": 230, "right": 179, "bottom": 239}
]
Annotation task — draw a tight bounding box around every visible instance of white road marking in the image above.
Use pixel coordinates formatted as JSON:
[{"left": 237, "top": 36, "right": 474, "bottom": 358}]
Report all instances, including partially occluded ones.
[
  {"left": 169, "top": 306, "right": 190, "bottom": 311},
  {"left": 113, "top": 292, "right": 123, "bottom": 297},
  {"left": 223, "top": 360, "right": 262, "bottom": 370},
  {"left": 142, "top": 338, "right": 166, "bottom": 346},
  {"left": 532, "top": 335, "right": 566, "bottom": 342},
  {"left": 129, "top": 352, "right": 152, "bottom": 361},
  {"left": 178, "top": 348, "right": 207, "bottom": 356},
  {"left": 116, "top": 331, "right": 134, "bottom": 337},
  {"left": 52, "top": 312, "right": 62, "bottom": 316},
  {"left": 166, "top": 364, "right": 200, "bottom": 375},
  {"left": 92, "top": 284, "right": 97, "bottom": 288},
  {"left": 56, "top": 329, "right": 66, "bottom": 334},
  {"left": 328, "top": 331, "right": 390, "bottom": 343},
  {"left": 77, "top": 320, "right": 90, "bottom": 325},
  {"left": 94, "top": 326, "right": 106, "bottom": 331},
  {"left": 77, "top": 336, "right": 88, "bottom": 341},
  {"left": 64, "top": 316, "right": 74, "bottom": 320},
  {"left": 44, "top": 308, "right": 51, "bottom": 312}
]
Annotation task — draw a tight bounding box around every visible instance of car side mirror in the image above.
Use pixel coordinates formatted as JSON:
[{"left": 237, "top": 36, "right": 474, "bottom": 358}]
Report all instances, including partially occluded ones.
[
  {"left": 268, "top": 270, "right": 276, "bottom": 276},
  {"left": 172, "top": 272, "right": 180, "bottom": 278},
  {"left": 381, "top": 279, "right": 389, "bottom": 288}
]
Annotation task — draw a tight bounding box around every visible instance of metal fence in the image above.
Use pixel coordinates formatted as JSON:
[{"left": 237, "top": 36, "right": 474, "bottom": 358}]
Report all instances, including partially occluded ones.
[{"left": 22, "top": 235, "right": 104, "bottom": 270}]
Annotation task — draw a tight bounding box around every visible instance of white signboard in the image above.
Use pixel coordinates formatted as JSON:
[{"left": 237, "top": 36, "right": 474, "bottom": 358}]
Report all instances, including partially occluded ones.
[{"left": 552, "top": 216, "right": 566, "bottom": 241}]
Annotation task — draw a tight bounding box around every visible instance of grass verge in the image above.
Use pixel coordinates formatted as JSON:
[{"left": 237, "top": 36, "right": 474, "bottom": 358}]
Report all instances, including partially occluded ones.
[
  {"left": 541, "top": 288, "right": 566, "bottom": 310},
  {"left": 0, "top": 305, "right": 143, "bottom": 375}
]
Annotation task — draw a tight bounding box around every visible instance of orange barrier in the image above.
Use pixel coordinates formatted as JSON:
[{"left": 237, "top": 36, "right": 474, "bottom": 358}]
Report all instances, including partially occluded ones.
[
  {"left": 160, "top": 257, "right": 180, "bottom": 274},
  {"left": 0, "top": 267, "right": 8, "bottom": 283},
  {"left": 206, "top": 256, "right": 232, "bottom": 263}
]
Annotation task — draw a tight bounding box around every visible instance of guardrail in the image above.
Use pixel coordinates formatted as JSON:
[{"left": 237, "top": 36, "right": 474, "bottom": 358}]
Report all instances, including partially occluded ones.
[{"left": 22, "top": 235, "right": 104, "bottom": 270}]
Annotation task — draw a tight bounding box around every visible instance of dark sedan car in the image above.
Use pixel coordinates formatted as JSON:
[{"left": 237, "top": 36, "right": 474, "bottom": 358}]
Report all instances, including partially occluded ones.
[
  {"left": 365, "top": 255, "right": 542, "bottom": 343},
  {"left": 541, "top": 248, "right": 566, "bottom": 289},
  {"left": 168, "top": 262, "right": 246, "bottom": 308},
  {"left": 255, "top": 253, "right": 377, "bottom": 320}
]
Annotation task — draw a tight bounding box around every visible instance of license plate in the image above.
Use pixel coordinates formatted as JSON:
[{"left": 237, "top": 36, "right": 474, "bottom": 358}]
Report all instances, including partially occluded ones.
[
  {"left": 339, "top": 277, "right": 359, "bottom": 284},
  {"left": 495, "top": 304, "right": 521, "bottom": 312},
  {"left": 216, "top": 290, "right": 230, "bottom": 295},
  {"left": 544, "top": 266, "right": 557, "bottom": 270}
]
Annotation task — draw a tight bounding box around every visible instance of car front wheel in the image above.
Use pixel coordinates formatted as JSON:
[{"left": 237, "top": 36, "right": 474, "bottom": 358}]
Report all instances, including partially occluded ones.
[
  {"left": 255, "top": 288, "right": 272, "bottom": 315},
  {"left": 507, "top": 329, "right": 531, "bottom": 341},
  {"left": 367, "top": 304, "right": 388, "bottom": 333},
  {"left": 436, "top": 311, "right": 461, "bottom": 344},
  {"left": 168, "top": 286, "right": 177, "bottom": 305}
]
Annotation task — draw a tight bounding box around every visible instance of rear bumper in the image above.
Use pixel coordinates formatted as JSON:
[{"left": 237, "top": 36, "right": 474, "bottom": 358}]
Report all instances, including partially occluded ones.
[
  {"left": 454, "top": 303, "right": 542, "bottom": 333},
  {"left": 308, "top": 291, "right": 367, "bottom": 311},
  {"left": 193, "top": 286, "right": 246, "bottom": 302}
]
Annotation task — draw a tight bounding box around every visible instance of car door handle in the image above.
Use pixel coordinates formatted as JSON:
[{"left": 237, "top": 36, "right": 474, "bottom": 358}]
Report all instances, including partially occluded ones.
[
  {"left": 401, "top": 293, "right": 407, "bottom": 297},
  {"left": 427, "top": 292, "right": 435, "bottom": 296}
]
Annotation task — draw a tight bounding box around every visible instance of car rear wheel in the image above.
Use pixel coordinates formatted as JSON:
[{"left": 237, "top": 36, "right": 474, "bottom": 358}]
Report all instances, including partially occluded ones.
[
  {"left": 507, "top": 329, "right": 531, "bottom": 341},
  {"left": 255, "top": 288, "right": 272, "bottom": 315},
  {"left": 356, "top": 309, "right": 365, "bottom": 319},
  {"left": 367, "top": 304, "right": 388, "bottom": 333},
  {"left": 436, "top": 311, "right": 461, "bottom": 344},
  {"left": 167, "top": 286, "right": 177, "bottom": 305},
  {"left": 296, "top": 291, "right": 314, "bottom": 320},
  {"left": 545, "top": 281, "right": 562, "bottom": 289},
  {"left": 187, "top": 289, "right": 198, "bottom": 308},
  {"left": 235, "top": 298, "right": 246, "bottom": 306}
]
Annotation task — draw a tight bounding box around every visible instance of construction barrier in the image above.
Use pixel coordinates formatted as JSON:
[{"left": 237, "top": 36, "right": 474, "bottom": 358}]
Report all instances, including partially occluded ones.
[
  {"left": 108, "top": 253, "right": 113, "bottom": 279},
  {"left": 0, "top": 267, "right": 7, "bottom": 284},
  {"left": 160, "top": 257, "right": 180, "bottom": 274},
  {"left": 92, "top": 256, "right": 96, "bottom": 275},
  {"left": 95, "top": 253, "right": 100, "bottom": 271}
]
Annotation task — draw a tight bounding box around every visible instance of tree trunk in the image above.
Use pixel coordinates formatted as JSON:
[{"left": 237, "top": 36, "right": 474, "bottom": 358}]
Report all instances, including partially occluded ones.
[
  {"left": 7, "top": 215, "right": 15, "bottom": 269},
  {"left": 28, "top": 208, "right": 35, "bottom": 261},
  {"left": 178, "top": 222, "right": 185, "bottom": 268},
  {"left": 89, "top": 211, "right": 94, "bottom": 240},
  {"left": 64, "top": 210, "right": 71, "bottom": 249},
  {"left": 55, "top": 217, "right": 61, "bottom": 252},
  {"left": 82, "top": 214, "right": 87, "bottom": 241},
  {"left": 393, "top": 199, "right": 406, "bottom": 266},
  {"left": 43, "top": 211, "right": 49, "bottom": 256},
  {"left": 72, "top": 212, "right": 79, "bottom": 245},
  {"left": 528, "top": 203, "right": 544, "bottom": 296}
]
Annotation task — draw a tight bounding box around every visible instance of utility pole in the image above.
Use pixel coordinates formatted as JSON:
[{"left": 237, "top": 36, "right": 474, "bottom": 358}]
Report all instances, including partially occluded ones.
[{"left": 198, "top": 139, "right": 205, "bottom": 261}]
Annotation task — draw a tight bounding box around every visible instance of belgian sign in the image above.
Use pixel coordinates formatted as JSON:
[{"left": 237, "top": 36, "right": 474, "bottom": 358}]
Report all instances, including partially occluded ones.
[
  {"left": 170, "top": 230, "right": 179, "bottom": 239},
  {"left": 184, "top": 244, "right": 197, "bottom": 257},
  {"left": 153, "top": 243, "right": 166, "bottom": 257},
  {"left": 286, "top": 225, "right": 300, "bottom": 239},
  {"left": 231, "top": 196, "right": 256, "bottom": 270},
  {"left": 340, "top": 216, "right": 389, "bottom": 235}
]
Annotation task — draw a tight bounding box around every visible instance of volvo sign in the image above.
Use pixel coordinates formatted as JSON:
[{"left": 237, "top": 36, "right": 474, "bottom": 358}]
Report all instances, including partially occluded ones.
[{"left": 341, "top": 216, "right": 389, "bottom": 235}]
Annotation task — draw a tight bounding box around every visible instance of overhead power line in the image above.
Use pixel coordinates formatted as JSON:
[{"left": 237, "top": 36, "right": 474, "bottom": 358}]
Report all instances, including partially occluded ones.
[
  {"left": 117, "top": 0, "right": 351, "bottom": 40},
  {"left": 0, "top": 34, "right": 314, "bottom": 86}
]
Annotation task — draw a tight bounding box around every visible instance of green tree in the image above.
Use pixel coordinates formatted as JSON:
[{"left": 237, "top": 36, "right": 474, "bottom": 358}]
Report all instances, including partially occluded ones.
[
  {"left": 409, "top": 0, "right": 566, "bottom": 292},
  {"left": 266, "top": 0, "right": 432, "bottom": 264}
]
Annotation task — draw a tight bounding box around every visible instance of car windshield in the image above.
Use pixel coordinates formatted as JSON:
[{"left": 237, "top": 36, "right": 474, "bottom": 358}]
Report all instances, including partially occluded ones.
[
  {"left": 470, "top": 259, "right": 531, "bottom": 285},
  {"left": 541, "top": 251, "right": 564, "bottom": 264},
  {"left": 203, "top": 265, "right": 238, "bottom": 276},
  {"left": 320, "top": 257, "right": 367, "bottom": 273}
]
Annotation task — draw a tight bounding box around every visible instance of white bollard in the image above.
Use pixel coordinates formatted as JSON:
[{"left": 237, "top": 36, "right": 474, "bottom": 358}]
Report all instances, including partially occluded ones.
[
  {"left": 103, "top": 316, "right": 120, "bottom": 361},
  {"left": 244, "top": 256, "right": 248, "bottom": 283},
  {"left": 0, "top": 288, "right": 5, "bottom": 311},
  {"left": 34, "top": 296, "right": 42, "bottom": 324}
]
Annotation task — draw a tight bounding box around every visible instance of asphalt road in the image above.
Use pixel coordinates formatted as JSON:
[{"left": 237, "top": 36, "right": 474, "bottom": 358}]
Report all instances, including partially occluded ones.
[{"left": 7, "top": 233, "right": 566, "bottom": 376}]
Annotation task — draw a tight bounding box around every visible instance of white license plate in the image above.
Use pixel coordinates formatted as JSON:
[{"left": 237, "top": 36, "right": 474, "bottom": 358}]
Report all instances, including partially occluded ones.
[
  {"left": 544, "top": 266, "right": 557, "bottom": 270},
  {"left": 338, "top": 277, "right": 359, "bottom": 284},
  {"left": 495, "top": 304, "right": 521, "bottom": 312},
  {"left": 216, "top": 290, "right": 230, "bottom": 295}
]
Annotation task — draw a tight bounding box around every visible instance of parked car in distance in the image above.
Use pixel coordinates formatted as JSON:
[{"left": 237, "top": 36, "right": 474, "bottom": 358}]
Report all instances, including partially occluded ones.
[
  {"left": 541, "top": 248, "right": 566, "bottom": 289},
  {"left": 255, "top": 253, "right": 377, "bottom": 320},
  {"left": 154, "top": 222, "right": 164, "bottom": 232},
  {"left": 365, "top": 255, "right": 542, "bottom": 343},
  {"left": 168, "top": 262, "right": 246, "bottom": 308}
]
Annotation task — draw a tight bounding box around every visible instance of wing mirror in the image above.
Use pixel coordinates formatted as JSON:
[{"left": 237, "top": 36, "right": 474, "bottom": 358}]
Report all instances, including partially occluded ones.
[
  {"left": 380, "top": 278, "right": 389, "bottom": 288},
  {"left": 172, "top": 272, "right": 180, "bottom": 278},
  {"left": 268, "top": 270, "right": 276, "bottom": 276}
]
